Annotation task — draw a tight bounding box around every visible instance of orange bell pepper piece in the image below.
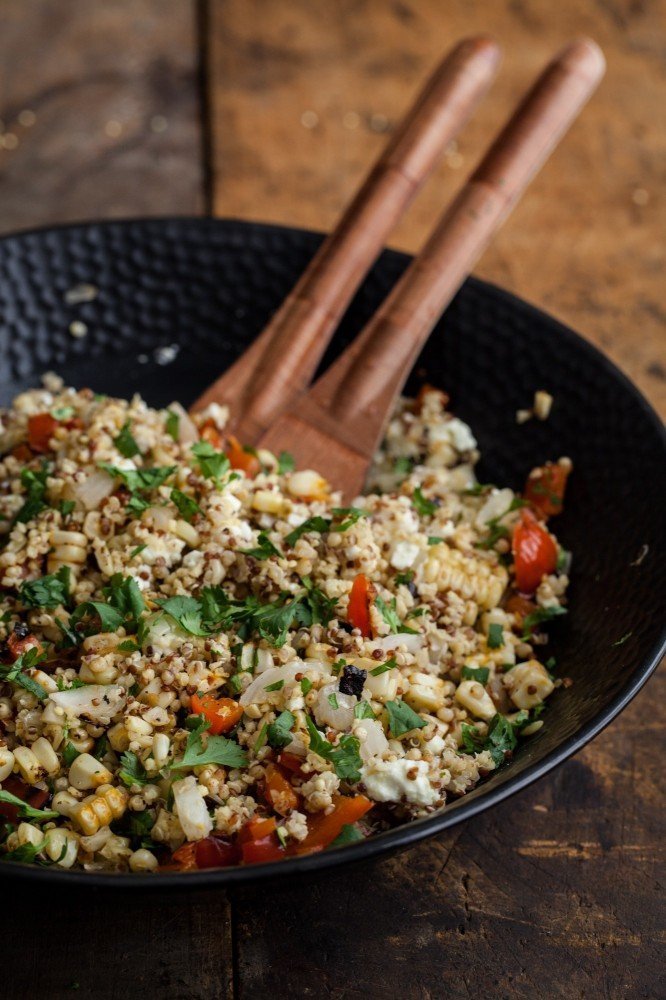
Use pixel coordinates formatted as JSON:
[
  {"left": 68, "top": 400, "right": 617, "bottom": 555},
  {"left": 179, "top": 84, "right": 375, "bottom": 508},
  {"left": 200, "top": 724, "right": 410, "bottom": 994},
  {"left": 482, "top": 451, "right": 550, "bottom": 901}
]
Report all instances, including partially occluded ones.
[
  {"left": 190, "top": 693, "right": 244, "bottom": 735},
  {"left": 524, "top": 461, "right": 570, "bottom": 519},
  {"left": 27, "top": 413, "right": 58, "bottom": 453},
  {"left": 347, "top": 573, "right": 374, "bottom": 638},
  {"left": 512, "top": 508, "right": 558, "bottom": 594},
  {"left": 294, "top": 794, "right": 373, "bottom": 855},
  {"left": 263, "top": 763, "right": 299, "bottom": 816}
]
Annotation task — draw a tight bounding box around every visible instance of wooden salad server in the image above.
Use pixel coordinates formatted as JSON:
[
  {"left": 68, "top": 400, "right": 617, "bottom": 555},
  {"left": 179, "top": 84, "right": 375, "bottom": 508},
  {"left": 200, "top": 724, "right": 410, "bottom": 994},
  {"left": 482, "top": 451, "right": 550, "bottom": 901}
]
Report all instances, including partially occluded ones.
[
  {"left": 192, "top": 37, "right": 501, "bottom": 432},
  {"left": 257, "top": 39, "right": 606, "bottom": 500}
]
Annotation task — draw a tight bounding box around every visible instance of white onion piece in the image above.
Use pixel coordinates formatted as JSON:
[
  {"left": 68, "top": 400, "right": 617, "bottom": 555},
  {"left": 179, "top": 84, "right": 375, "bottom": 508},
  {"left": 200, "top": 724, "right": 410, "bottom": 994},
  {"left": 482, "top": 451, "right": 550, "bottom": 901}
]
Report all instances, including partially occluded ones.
[
  {"left": 168, "top": 401, "right": 199, "bottom": 446},
  {"left": 70, "top": 470, "right": 115, "bottom": 511},
  {"left": 143, "top": 505, "right": 172, "bottom": 531},
  {"left": 49, "top": 684, "right": 126, "bottom": 722},
  {"left": 313, "top": 683, "right": 355, "bottom": 732},
  {"left": 475, "top": 488, "right": 515, "bottom": 530},
  {"left": 353, "top": 718, "right": 390, "bottom": 763},
  {"left": 374, "top": 632, "right": 424, "bottom": 654},
  {"left": 172, "top": 777, "right": 213, "bottom": 840},
  {"left": 239, "top": 664, "right": 302, "bottom": 706}
]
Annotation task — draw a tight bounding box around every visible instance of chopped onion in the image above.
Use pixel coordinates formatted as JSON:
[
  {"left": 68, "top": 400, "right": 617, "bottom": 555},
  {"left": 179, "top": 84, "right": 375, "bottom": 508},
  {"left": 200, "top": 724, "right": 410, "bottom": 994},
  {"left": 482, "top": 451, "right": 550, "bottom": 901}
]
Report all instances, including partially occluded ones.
[
  {"left": 374, "top": 632, "right": 424, "bottom": 654},
  {"left": 69, "top": 470, "right": 115, "bottom": 511},
  {"left": 353, "top": 718, "right": 389, "bottom": 763},
  {"left": 168, "top": 401, "right": 198, "bottom": 446},
  {"left": 49, "top": 684, "right": 126, "bottom": 721},
  {"left": 239, "top": 664, "right": 302, "bottom": 707},
  {"left": 313, "top": 683, "right": 355, "bottom": 732},
  {"left": 172, "top": 776, "right": 213, "bottom": 840},
  {"left": 143, "top": 505, "right": 171, "bottom": 531}
]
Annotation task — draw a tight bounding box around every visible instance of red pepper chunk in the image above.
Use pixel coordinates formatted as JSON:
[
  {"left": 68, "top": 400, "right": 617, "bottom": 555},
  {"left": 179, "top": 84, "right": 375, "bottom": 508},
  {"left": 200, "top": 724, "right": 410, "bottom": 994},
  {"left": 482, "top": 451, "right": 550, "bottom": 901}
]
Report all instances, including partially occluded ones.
[
  {"left": 524, "top": 461, "right": 570, "bottom": 519},
  {"left": 512, "top": 508, "right": 558, "bottom": 594},
  {"left": 225, "top": 435, "right": 261, "bottom": 478},
  {"left": 294, "top": 794, "right": 373, "bottom": 856},
  {"left": 263, "top": 763, "right": 300, "bottom": 816},
  {"left": 190, "top": 693, "right": 243, "bottom": 735},
  {"left": 27, "top": 413, "right": 58, "bottom": 453},
  {"left": 347, "top": 573, "right": 374, "bottom": 638},
  {"left": 194, "top": 836, "right": 241, "bottom": 869},
  {"left": 199, "top": 418, "right": 225, "bottom": 450},
  {"left": 239, "top": 816, "right": 285, "bottom": 864},
  {"left": 6, "top": 631, "right": 43, "bottom": 663},
  {"left": 0, "top": 775, "right": 49, "bottom": 823}
]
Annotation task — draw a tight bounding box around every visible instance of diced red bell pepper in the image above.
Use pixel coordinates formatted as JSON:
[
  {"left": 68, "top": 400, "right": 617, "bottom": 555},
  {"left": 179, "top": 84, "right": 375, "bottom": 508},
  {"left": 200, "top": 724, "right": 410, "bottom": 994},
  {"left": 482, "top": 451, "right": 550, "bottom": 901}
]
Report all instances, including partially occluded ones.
[
  {"left": 6, "top": 631, "right": 42, "bottom": 662},
  {"left": 505, "top": 593, "right": 537, "bottom": 626},
  {"left": 11, "top": 443, "right": 33, "bottom": 462},
  {"left": 238, "top": 815, "right": 285, "bottom": 864},
  {"left": 225, "top": 435, "right": 261, "bottom": 478},
  {"left": 263, "top": 763, "right": 299, "bottom": 816},
  {"left": 194, "top": 836, "right": 241, "bottom": 869},
  {"left": 278, "top": 751, "right": 308, "bottom": 778},
  {"left": 294, "top": 795, "right": 373, "bottom": 856},
  {"left": 512, "top": 508, "right": 558, "bottom": 595},
  {"left": 27, "top": 413, "right": 59, "bottom": 453},
  {"left": 524, "top": 461, "right": 570, "bottom": 519},
  {"left": 347, "top": 573, "right": 374, "bottom": 638},
  {"left": 166, "top": 841, "right": 198, "bottom": 871},
  {"left": 190, "top": 693, "right": 244, "bottom": 735}
]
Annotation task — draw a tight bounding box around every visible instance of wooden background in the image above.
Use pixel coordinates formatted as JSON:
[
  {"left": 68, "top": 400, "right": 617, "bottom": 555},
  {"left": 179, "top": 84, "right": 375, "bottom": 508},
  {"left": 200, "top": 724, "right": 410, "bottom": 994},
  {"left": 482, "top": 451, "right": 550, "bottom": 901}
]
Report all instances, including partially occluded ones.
[{"left": 0, "top": 2, "right": 663, "bottom": 997}]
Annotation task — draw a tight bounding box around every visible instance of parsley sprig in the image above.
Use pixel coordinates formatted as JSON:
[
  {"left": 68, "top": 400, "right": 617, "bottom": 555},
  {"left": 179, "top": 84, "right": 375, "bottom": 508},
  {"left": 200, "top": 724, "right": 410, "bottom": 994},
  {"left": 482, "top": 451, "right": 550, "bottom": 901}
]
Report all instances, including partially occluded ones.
[
  {"left": 170, "top": 717, "right": 247, "bottom": 770},
  {"left": 305, "top": 716, "right": 362, "bottom": 782}
]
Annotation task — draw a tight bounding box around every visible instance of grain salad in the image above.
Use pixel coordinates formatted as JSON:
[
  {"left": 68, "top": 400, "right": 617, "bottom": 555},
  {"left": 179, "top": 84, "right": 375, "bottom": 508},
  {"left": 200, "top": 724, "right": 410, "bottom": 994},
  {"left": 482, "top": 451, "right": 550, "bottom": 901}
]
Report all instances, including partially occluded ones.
[{"left": 0, "top": 379, "right": 571, "bottom": 871}]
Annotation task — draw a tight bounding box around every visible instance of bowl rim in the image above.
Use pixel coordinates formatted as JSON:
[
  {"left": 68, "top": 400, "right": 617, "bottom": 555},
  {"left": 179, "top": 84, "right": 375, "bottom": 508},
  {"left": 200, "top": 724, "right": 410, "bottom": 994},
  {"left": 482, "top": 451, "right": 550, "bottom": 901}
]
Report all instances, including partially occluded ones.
[{"left": 0, "top": 215, "right": 663, "bottom": 890}]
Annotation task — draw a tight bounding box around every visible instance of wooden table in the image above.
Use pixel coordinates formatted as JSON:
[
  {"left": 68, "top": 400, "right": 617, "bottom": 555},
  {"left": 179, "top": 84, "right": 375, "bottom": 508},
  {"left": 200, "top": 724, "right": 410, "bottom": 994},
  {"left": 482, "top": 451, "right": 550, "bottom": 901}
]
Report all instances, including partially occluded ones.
[{"left": 0, "top": 3, "right": 663, "bottom": 997}]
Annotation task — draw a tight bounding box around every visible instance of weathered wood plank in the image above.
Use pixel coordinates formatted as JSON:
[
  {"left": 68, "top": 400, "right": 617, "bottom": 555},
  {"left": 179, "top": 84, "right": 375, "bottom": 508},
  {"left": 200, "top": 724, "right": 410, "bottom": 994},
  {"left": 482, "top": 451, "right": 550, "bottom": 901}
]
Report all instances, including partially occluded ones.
[
  {"left": 208, "top": 0, "right": 666, "bottom": 417},
  {"left": 0, "top": 0, "right": 204, "bottom": 232}
]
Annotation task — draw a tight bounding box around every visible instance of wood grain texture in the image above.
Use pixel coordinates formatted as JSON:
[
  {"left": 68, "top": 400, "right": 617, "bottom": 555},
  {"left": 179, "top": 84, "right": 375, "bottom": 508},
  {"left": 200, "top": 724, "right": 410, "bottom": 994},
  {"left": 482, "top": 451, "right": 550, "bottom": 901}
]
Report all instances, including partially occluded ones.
[
  {"left": 208, "top": 0, "right": 666, "bottom": 417},
  {"left": 0, "top": 0, "right": 203, "bottom": 232}
]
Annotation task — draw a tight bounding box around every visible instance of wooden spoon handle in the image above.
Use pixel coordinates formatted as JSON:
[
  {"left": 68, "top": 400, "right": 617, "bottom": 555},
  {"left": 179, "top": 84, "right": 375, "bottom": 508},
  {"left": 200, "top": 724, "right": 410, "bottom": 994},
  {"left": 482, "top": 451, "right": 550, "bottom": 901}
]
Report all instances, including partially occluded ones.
[
  {"left": 309, "top": 39, "right": 605, "bottom": 443},
  {"left": 192, "top": 37, "right": 501, "bottom": 432}
]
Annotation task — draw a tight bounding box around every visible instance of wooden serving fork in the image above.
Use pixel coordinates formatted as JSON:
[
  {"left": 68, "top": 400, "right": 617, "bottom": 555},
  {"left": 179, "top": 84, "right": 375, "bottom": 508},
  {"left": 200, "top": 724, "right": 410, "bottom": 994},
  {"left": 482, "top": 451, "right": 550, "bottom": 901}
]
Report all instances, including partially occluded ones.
[
  {"left": 193, "top": 37, "right": 501, "bottom": 432},
  {"left": 256, "top": 39, "right": 605, "bottom": 500}
]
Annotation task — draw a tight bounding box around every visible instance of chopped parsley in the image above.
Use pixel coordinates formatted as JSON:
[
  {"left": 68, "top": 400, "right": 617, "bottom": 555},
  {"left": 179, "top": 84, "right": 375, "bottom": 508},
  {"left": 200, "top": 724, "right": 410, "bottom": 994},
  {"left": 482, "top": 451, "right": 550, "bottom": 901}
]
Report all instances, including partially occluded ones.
[
  {"left": 170, "top": 718, "right": 247, "bottom": 770},
  {"left": 15, "top": 464, "right": 50, "bottom": 524},
  {"left": 330, "top": 823, "right": 364, "bottom": 848},
  {"left": 66, "top": 573, "right": 146, "bottom": 641},
  {"left": 50, "top": 405, "right": 75, "bottom": 421},
  {"left": 305, "top": 716, "right": 362, "bottom": 782},
  {"left": 487, "top": 623, "right": 504, "bottom": 649},
  {"left": 129, "top": 544, "right": 147, "bottom": 561},
  {"left": 353, "top": 700, "right": 376, "bottom": 720},
  {"left": 327, "top": 692, "right": 339, "bottom": 710},
  {"left": 277, "top": 451, "right": 295, "bottom": 474},
  {"left": 264, "top": 680, "right": 284, "bottom": 692},
  {"left": 99, "top": 464, "right": 176, "bottom": 515},
  {"left": 59, "top": 499, "right": 75, "bottom": 518},
  {"left": 461, "top": 665, "right": 490, "bottom": 684},
  {"left": 165, "top": 410, "right": 180, "bottom": 442},
  {"left": 393, "top": 456, "right": 414, "bottom": 475},
  {"left": 239, "top": 531, "right": 282, "bottom": 560},
  {"left": 61, "top": 742, "right": 80, "bottom": 767},
  {"left": 266, "top": 710, "right": 295, "bottom": 750},
  {"left": 412, "top": 486, "right": 437, "bottom": 517},
  {"left": 370, "top": 658, "right": 396, "bottom": 676},
  {"left": 19, "top": 566, "right": 71, "bottom": 609},
  {"left": 476, "top": 497, "right": 526, "bottom": 550},
  {"left": 611, "top": 631, "right": 633, "bottom": 647},
  {"left": 460, "top": 713, "right": 519, "bottom": 766},
  {"left": 385, "top": 699, "right": 426, "bottom": 738},
  {"left": 285, "top": 508, "right": 368, "bottom": 546},
  {"left": 300, "top": 677, "right": 312, "bottom": 696},
  {"left": 0, "top": 647, "right": 48, "bottom": 700},
  {"left": 171, "top": 488, "right": 201, "bottom": 522},
  {"left": 375, "top": 596, "right": 418, "bottom": 635},
  {"left": 428, "top": 536, "right": 444, "bottom": 546},
  {"left": 113, "top": 421, "right": 141, "bottom": 458},
  {"left": 522, "top": 604, "right": 567, "bottom": 637},
  {"left": 191, "top": 440, "right": 230, "bottom": 484},
  {"left": 118, "top": 751, "right": 150, "bottom": 787},
  {"left": 0, "top": 789, "right": 58, "bottom": 821},
  {"left": 395, "top": 570, "right": 414, "bottom": 587}
]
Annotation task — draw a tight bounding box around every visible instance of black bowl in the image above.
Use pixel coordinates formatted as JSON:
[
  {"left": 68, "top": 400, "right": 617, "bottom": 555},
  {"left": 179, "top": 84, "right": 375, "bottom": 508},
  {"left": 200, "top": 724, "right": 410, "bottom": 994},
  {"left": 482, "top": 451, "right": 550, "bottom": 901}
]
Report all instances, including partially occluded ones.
[{"left": 0, "top": 217, "right": 663, "bottom": 889}]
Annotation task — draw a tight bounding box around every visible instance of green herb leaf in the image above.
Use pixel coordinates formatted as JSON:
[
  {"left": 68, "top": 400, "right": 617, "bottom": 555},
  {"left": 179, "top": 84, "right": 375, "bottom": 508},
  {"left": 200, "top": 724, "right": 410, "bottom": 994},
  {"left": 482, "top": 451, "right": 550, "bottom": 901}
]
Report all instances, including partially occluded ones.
[
  {"left": 171, "top": 488, "right": 201, "bottom": 523},
  {"left": 305, "top": 716, "right": 362, "bottom": 782},
  {"left": 327, "top": 692, "right": 339, "bottom": 710},
  {"left": 330, "top": 823, "right": 364, "bottom": 848},
  {"left": 353, "top": 701, "right": 375, "bottom": 720},
  {"left": 191, "top": 441, "right": 230, "bottom": 483},
  {"left": 428, "top": 536, "right": 444, "bottom": 546},
  {"left": 412, "top": 486, "right": 437, "bottom": 517},
  {"left": 393, "top": 456, "right": 413, "bottom": 475},
  {"left": 114, "top": 421, "right": 141, "bottom": 458},
  {"left": 461, "top": 665, "right": 490, "bottom": 684},
  {"left": 331, "top": 507, "right": 368, "bottom": 532},
  {"left": 129, "top": 544, "right": 147, "bottom": 561},
  {"left": 460, "top": 713, "right": 518, "bottom": 766},
  {"left": 239, "top": 531, "right": 282, "bottom": 560},
  {"left": 385, "top": 699, "right": 427, "bottom": 738},
  {"left": 19, "top": 566, "right": 71, "bottom": 609},
  {"left": 0, "top": 646, "right": 48, "bottom": 700},
  {"left": 59, "top": 499, "right": 75, "bottom": 518},
  {"left": 522, "top": 604, "right": 567, "bottom": 637},
  {"left": 171, "top": 718, "right": 247, "bottom": 770},
  {"left": 0, "top": 789, "right": 58, "bottom": 821},
  {"left": 375, "top": 596, "right": 418, "bottom": 635},
  {"left": 370, "top": 658, "right": 396, "bottom": 677},
  {"left": 118, "top": 750, "right": 150, "bottom": 787},
  {"left": 487, "top": 623, "right": 504, "bottom": 649},
  {"left": 254, "top": 723, "right": 268, "bottom": 752},
  {"left": 300, "top": 677, "right": 312, "bottom": 696},
  {"left": 285, "top": 516, "right": 331, "bottom": 547},
  {"left": 100, "top": 463, "right": 176, "bottom": 498},
  {"left": 264, "top": 680, "right": 284, "bottom": 692},
  {"left": 277, "top": 451, "right": 295, "bottom": 474},
  {"left": 50, "top": 405, "right": 75, "bottom": 421},
  {"left": 62, "top": 742, "right": 80, "bottom": 767},
  {"left": 395, "top": 570, "right": 414, "bottom": 587},
  {"left": 611, "top": 631, "right": 632, "bottom": 647},
  {"left": 165, "top": 410, "right": 180, "bottom": 442},
  {"left": 15, "top": 464, "right": 51, "bottom": 524},
  {"left": 266, "top": 710, "right": 295, "bottom": 750}
]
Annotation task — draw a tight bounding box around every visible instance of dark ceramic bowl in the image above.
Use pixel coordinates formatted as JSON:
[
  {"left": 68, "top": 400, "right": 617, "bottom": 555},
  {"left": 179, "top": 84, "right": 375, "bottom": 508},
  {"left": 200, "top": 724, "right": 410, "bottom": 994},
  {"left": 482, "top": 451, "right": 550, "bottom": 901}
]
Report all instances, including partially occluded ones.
[{"left": 0, "top": 217, "right": 663, "bottom": 889}]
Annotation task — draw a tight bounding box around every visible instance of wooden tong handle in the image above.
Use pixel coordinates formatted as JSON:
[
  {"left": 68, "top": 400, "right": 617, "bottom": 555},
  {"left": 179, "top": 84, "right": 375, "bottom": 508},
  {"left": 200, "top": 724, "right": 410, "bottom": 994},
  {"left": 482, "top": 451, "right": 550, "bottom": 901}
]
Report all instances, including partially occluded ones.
[
  {"left": 192, "top": 37, "right": 501, "bottom": 435},
  {"left": 314, "top": 39, "right": 605, "bottom": 434}
]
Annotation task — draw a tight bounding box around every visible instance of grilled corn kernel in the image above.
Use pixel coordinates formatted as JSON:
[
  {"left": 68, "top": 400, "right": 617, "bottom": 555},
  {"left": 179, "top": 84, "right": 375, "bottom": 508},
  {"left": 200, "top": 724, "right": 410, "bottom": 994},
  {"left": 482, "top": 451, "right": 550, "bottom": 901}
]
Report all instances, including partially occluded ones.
[
  {"left": 72, "top": 785, "right": 128, "bottom": 835},
  {"left": 68, "top": 753, "right": 113, "bottom": 790},
  {"left": 44, "top": 828, "right": 79, "bottom": 868},
  {"left": 13, "top": 745, "right": 44, "bottom": 784},
  {"left": 505, "top": 660, "right": 554, "bottom": 710},
  {"left": 129, "top": 848, "right": 159, "bottom": 872},
  {"left": 455, "top": 679, "right": 496, "bottom": 720},
  {"left": 0, "top": 747, "right": 15, "bottom": 782},
  {"left": 17, "top": 822, "right": 44, "bottom": 848},
  {"left": 31, "top": 736, "right": 60, "bottom": 776}
]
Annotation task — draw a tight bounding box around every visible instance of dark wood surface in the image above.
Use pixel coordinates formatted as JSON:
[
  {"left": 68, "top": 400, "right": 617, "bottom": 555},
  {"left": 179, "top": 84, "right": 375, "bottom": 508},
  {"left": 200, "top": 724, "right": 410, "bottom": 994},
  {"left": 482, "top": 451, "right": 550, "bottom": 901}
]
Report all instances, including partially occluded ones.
[{"left": 0, "top": 3, "right": 663, "bottom": 998}]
